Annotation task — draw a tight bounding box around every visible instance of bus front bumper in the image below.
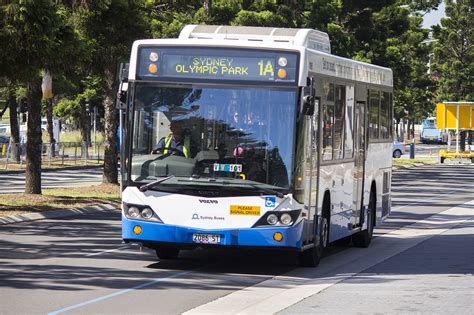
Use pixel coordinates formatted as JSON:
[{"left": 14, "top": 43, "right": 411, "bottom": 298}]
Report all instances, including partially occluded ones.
[{"left": 122, "top": 216, "right": 304, "bottom": 249}]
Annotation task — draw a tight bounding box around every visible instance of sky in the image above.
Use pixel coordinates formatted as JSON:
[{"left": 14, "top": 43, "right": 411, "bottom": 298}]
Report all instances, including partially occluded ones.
[{"left": 422, "top": 1, "right": 446, "bottom": 29}]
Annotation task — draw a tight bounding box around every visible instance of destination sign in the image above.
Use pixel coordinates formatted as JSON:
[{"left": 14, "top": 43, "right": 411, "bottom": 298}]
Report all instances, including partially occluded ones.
[{"left": 137, "top": 47, "right": 298, "bottom": 84}]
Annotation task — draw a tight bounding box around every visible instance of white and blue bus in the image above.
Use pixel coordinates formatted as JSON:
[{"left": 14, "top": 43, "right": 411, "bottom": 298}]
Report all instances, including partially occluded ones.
[{"left": 120, "top": 25, "right": 393, "bottom": 266}]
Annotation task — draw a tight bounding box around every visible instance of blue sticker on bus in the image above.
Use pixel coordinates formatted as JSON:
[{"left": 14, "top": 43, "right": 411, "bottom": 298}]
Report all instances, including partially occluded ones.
[{"left": 265, "top": 196, "right": 276, "bottom": 207}]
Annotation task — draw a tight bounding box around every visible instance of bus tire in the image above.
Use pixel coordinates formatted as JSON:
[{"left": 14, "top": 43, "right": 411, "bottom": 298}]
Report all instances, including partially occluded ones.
[
  {"left": 299, "top": 204, "right": 330, "bottom": 267},
  {"left": 353, "top": 189, "right": 375, "bottom": 248},
  {"left": 155, "top": 246, "right": 180, "bottom": 259}
]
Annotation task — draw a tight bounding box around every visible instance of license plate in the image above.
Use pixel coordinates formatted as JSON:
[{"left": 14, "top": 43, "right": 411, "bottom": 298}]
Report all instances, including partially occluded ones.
[{"left": 192, "top": 233, "right": 221, "bottom": 244}]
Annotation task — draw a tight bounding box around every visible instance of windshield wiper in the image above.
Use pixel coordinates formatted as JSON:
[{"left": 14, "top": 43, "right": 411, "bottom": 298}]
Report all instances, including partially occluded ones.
[
  {"left": 207, "top": 178, "right": 286, "bottom": 198},
  {"left": 164, "top": 176, "right": 286, "bottom": 198},
  {"left": 139, "top": 175, "right": 175, "bottom": 192},
  {"left": 244, "top": 184, "right": 285, "bottom": 198}
]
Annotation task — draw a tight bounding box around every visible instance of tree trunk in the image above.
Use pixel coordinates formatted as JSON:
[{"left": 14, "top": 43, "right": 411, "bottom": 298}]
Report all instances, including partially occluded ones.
[
  {"left": 204, "top": 0, "right": 212, "bottom": 16},
  {"left": 395, "top": 118, "right": 400, "bottom": 141},
  {"left": 8, "top": 87, "right": 21, "bottom": 162},
  {"left": 460, "top": 131, "right": 466, "bottom": 152},
  {"left": 25, "top": 81, "right": 43, "bottom": 194},
  {"left": 79, "top": 100, "right": 90, "bottom": 159},
  {"left": 45, "top": 99, "right": 56, "bottom": 157},
  {"left": 102, "top": 69, "right": 118, "bottom": 184},
  {"left": 406, "top": 120, "right": 411, "bottom": 140}
]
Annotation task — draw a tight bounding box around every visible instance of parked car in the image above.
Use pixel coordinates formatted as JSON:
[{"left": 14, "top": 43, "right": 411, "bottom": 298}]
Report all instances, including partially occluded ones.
[{"left": 392, "top": 141, "right": 405, "bottom": 158}]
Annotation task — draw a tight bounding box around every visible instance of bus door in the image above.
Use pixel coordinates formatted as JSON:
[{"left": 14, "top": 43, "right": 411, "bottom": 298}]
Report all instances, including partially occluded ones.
[{"left": 353, "top": 101, "right": 366, "bottom": 228}]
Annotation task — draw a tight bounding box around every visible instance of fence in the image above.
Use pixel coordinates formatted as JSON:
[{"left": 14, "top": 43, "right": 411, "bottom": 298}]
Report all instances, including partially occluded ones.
[{"left": 0, "top": 142, "right": 105, "bottom": 170}]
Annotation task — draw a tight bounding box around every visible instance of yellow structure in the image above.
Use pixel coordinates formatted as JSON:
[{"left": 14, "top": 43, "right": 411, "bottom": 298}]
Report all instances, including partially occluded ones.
[
  {"left": 436, "top": 102, "right": 474, "bottom": 130},
  {"left": 436, "top": 102, "right": 474, "bottom": 162}
]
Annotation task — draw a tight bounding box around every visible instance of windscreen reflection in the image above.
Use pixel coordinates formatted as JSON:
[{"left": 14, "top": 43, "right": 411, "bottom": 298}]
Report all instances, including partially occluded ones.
[{"left": 130, "top": 84, "right": 297, "bottom": 190}]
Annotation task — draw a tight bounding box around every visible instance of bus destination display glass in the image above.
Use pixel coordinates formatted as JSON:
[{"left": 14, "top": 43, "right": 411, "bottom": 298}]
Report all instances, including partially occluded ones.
[{"left": 137, "top": 47, "right": 298, "bottom": 84}]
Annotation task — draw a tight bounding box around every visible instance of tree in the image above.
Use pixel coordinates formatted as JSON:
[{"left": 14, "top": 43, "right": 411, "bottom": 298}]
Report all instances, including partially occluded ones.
[
  {"left": 1, "top": 0, "right": 74, "bottom": 194},
  {"left": 431, "top": 0, "right": 473, "bottom": 101},
  {"left": 75, "top": 0, "right": 149, "bottom": 184}
]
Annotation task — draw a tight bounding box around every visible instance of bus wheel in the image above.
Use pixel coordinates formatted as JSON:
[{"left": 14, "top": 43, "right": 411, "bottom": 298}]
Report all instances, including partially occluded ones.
[
  {"left": 155, "top": 246, "right": 180, "bottom": 259},
  {"left": 353, "top": 190, "right": 375, "bottom": 248},
  {"left": 299, "top": 215, "right": 329, "bottom": 267}
]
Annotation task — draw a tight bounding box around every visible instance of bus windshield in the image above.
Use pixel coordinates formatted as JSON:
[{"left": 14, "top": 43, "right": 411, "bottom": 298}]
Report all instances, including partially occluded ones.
[{"left": 129, "top": 83, "right": 298, "bottom": 192}]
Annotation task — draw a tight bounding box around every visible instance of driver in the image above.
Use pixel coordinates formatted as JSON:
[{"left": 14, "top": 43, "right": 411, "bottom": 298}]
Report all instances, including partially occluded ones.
[{"left": 155, "top": 120, "right": 191, "bottom": 158}]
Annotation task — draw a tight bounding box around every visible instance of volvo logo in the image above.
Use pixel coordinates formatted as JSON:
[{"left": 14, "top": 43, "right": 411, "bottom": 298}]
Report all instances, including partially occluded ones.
[{"left": 199, "top": 199, "right": 218, "bottom": 204}]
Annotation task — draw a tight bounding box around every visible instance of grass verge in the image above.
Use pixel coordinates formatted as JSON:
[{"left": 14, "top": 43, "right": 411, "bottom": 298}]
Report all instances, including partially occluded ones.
[
  {"left": 1, "top": 159, "right": 103, "bottom": 171},
  {"left": 0, "top": 183, "right": 120, "bottom": 217},
  {"left": 392, "top": 158, "right": 437, "bottom": 166}
]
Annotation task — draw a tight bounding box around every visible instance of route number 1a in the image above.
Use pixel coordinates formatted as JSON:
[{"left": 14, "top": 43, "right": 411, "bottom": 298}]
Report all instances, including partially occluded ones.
[{"left": 258, "top": 60, "right": 274, "bottom": 77}]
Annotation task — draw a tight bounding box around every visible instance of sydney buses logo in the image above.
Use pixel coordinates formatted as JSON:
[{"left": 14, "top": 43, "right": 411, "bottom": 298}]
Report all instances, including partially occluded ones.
[{"left": 192, "top": 213, "right": 224, "bottom": 221}]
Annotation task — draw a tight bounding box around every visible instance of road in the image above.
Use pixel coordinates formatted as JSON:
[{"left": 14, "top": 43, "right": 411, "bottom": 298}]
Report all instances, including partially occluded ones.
[
  {"left": 0, "top": 167, "right": 103, "bottom": 194},
  {"left": 399, "top": 141, "right": 474, "bottom": 159},
  {"left": 0, "top": 164, "right": 472, "bottom": 314}
]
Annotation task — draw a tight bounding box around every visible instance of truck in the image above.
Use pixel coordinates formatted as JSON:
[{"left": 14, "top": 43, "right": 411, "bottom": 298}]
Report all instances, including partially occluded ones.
[{"left": 420, "top": 117, "right": 447, "bottom": 144}]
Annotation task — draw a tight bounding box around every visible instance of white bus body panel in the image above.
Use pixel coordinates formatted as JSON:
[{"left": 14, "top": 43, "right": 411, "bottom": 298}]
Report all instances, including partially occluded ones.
[{"left": 122, "top": 187, "right": 302, "bottom": 229}]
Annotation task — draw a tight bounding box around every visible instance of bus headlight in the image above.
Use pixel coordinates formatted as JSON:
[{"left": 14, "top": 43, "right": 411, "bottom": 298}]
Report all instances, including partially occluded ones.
[
  {"left": 280, "top": 213, "right": 292, "bottom": 225},
  {"left": 128, "top": 206, "right": 140, "bottom": 218},
  {"left": 267, "top": 214, "right": 278, "bottom": 225},
  {"left": 123, "top": 204, "right": 163, "bottom": 223},
  {"left": 141, "top": 207, "right": 154, "bottom": 220},
  {"left": 253, "top": 210, "right": 301, "bottom": 227}
]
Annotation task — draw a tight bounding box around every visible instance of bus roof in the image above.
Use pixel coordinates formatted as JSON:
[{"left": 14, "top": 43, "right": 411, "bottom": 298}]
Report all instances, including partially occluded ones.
[{"left": 128, "top": 25, "right": 392, "bottom": 87}]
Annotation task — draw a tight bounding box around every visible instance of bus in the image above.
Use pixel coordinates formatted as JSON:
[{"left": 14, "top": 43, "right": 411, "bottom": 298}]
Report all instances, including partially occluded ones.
[
  {"left": 420, "top": 117, "right": 447, "bottom": 144},
  {"left": 119, "top": 25, "right": 393, "bottom": 267}
]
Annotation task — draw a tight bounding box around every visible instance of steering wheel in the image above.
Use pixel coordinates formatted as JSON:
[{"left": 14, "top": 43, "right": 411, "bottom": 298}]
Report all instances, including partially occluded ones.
[{"left": 151, "top": 147, "right": 186, "bottom": 157}]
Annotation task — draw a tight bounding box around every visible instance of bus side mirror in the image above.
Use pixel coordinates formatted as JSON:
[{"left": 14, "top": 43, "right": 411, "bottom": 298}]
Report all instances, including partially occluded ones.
[
  {"left": 303, "top": 95, "right": 314, "bottom": 115},
  {"left": 302, "top": 77, "right": 315, "bottom": 115}
]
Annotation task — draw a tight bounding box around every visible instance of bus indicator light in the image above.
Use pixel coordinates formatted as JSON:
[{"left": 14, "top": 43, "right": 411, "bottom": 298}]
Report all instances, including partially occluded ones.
[
  {"left": 273, "top": 232, "right": 283, "bottom": 242},
  {"left": 278, "top": 57, "right": 287, "bottom": 67},
  {"left": 277, "top": 69, "right": 287, "bottom": 79},
  {"left": 149, "top": 63, "right": 158, "bottom": 73},
  {"left": 149, "top": 52, "right": 159, "bottom": 62},
  {"left": 133, "top": 225, "right": 143, "bottom": 235}
]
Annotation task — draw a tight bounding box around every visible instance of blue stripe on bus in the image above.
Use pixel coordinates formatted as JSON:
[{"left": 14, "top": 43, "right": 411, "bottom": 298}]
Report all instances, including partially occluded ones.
[{"left": 122, "top": 216, "right": 304, "bottom": 249}]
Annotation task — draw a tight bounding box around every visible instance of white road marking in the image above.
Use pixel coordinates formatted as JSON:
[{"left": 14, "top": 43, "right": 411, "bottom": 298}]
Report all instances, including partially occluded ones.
[
  {"left": 84, "top": 245, "right": 131, "bottom": 257},
  {"left": 184, "top": 200, "right": 474, "bottom": 315},
  {"left": 48, "top": 269, "right": 198, "bottom": 315},
  {"left": 391, "top": 184, "right": 474, "bottom": 211}
]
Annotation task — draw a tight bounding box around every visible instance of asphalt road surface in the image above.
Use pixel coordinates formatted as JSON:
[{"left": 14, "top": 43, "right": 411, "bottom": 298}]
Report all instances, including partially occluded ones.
[
  {"left": 0, "top": 167, "right": 103, "bottom": 194},
  {"left": 0, "top": 164, "right": 472, "bottom": 314}
]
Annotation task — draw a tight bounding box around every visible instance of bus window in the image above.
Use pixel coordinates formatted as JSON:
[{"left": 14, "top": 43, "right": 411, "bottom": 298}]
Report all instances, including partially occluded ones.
[
  {"left": 333, "top": 85, "right": 345, "bottom": 159},
  {"left": 380, "top": 92, "right": 390, "bottom": 139},
  {"left": 369, "top": 90, "right": 380, "bottom": 139},
  {"left": 344, "top": 85, "right": 355, "bottom": 158},
  {"left": 322, "top": 104, "right": 334, "bottom": 160}
]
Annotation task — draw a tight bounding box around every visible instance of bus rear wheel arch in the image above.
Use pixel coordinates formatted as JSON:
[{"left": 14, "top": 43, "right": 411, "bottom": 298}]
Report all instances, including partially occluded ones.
[
  {"left": 299, "top": 191, "right": 330, "bottom": 267},
  {"left": 353, "top": 184, "right": 375, "bottom": 248}
]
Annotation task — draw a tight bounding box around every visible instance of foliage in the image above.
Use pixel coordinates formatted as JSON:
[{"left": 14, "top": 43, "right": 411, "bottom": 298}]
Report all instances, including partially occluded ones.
[
  {"left": 3, "top": 0, "right": 472, "bottom": 187},
  {"left": 431, "top": 0, "right": 473, "bottom": 101}
]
